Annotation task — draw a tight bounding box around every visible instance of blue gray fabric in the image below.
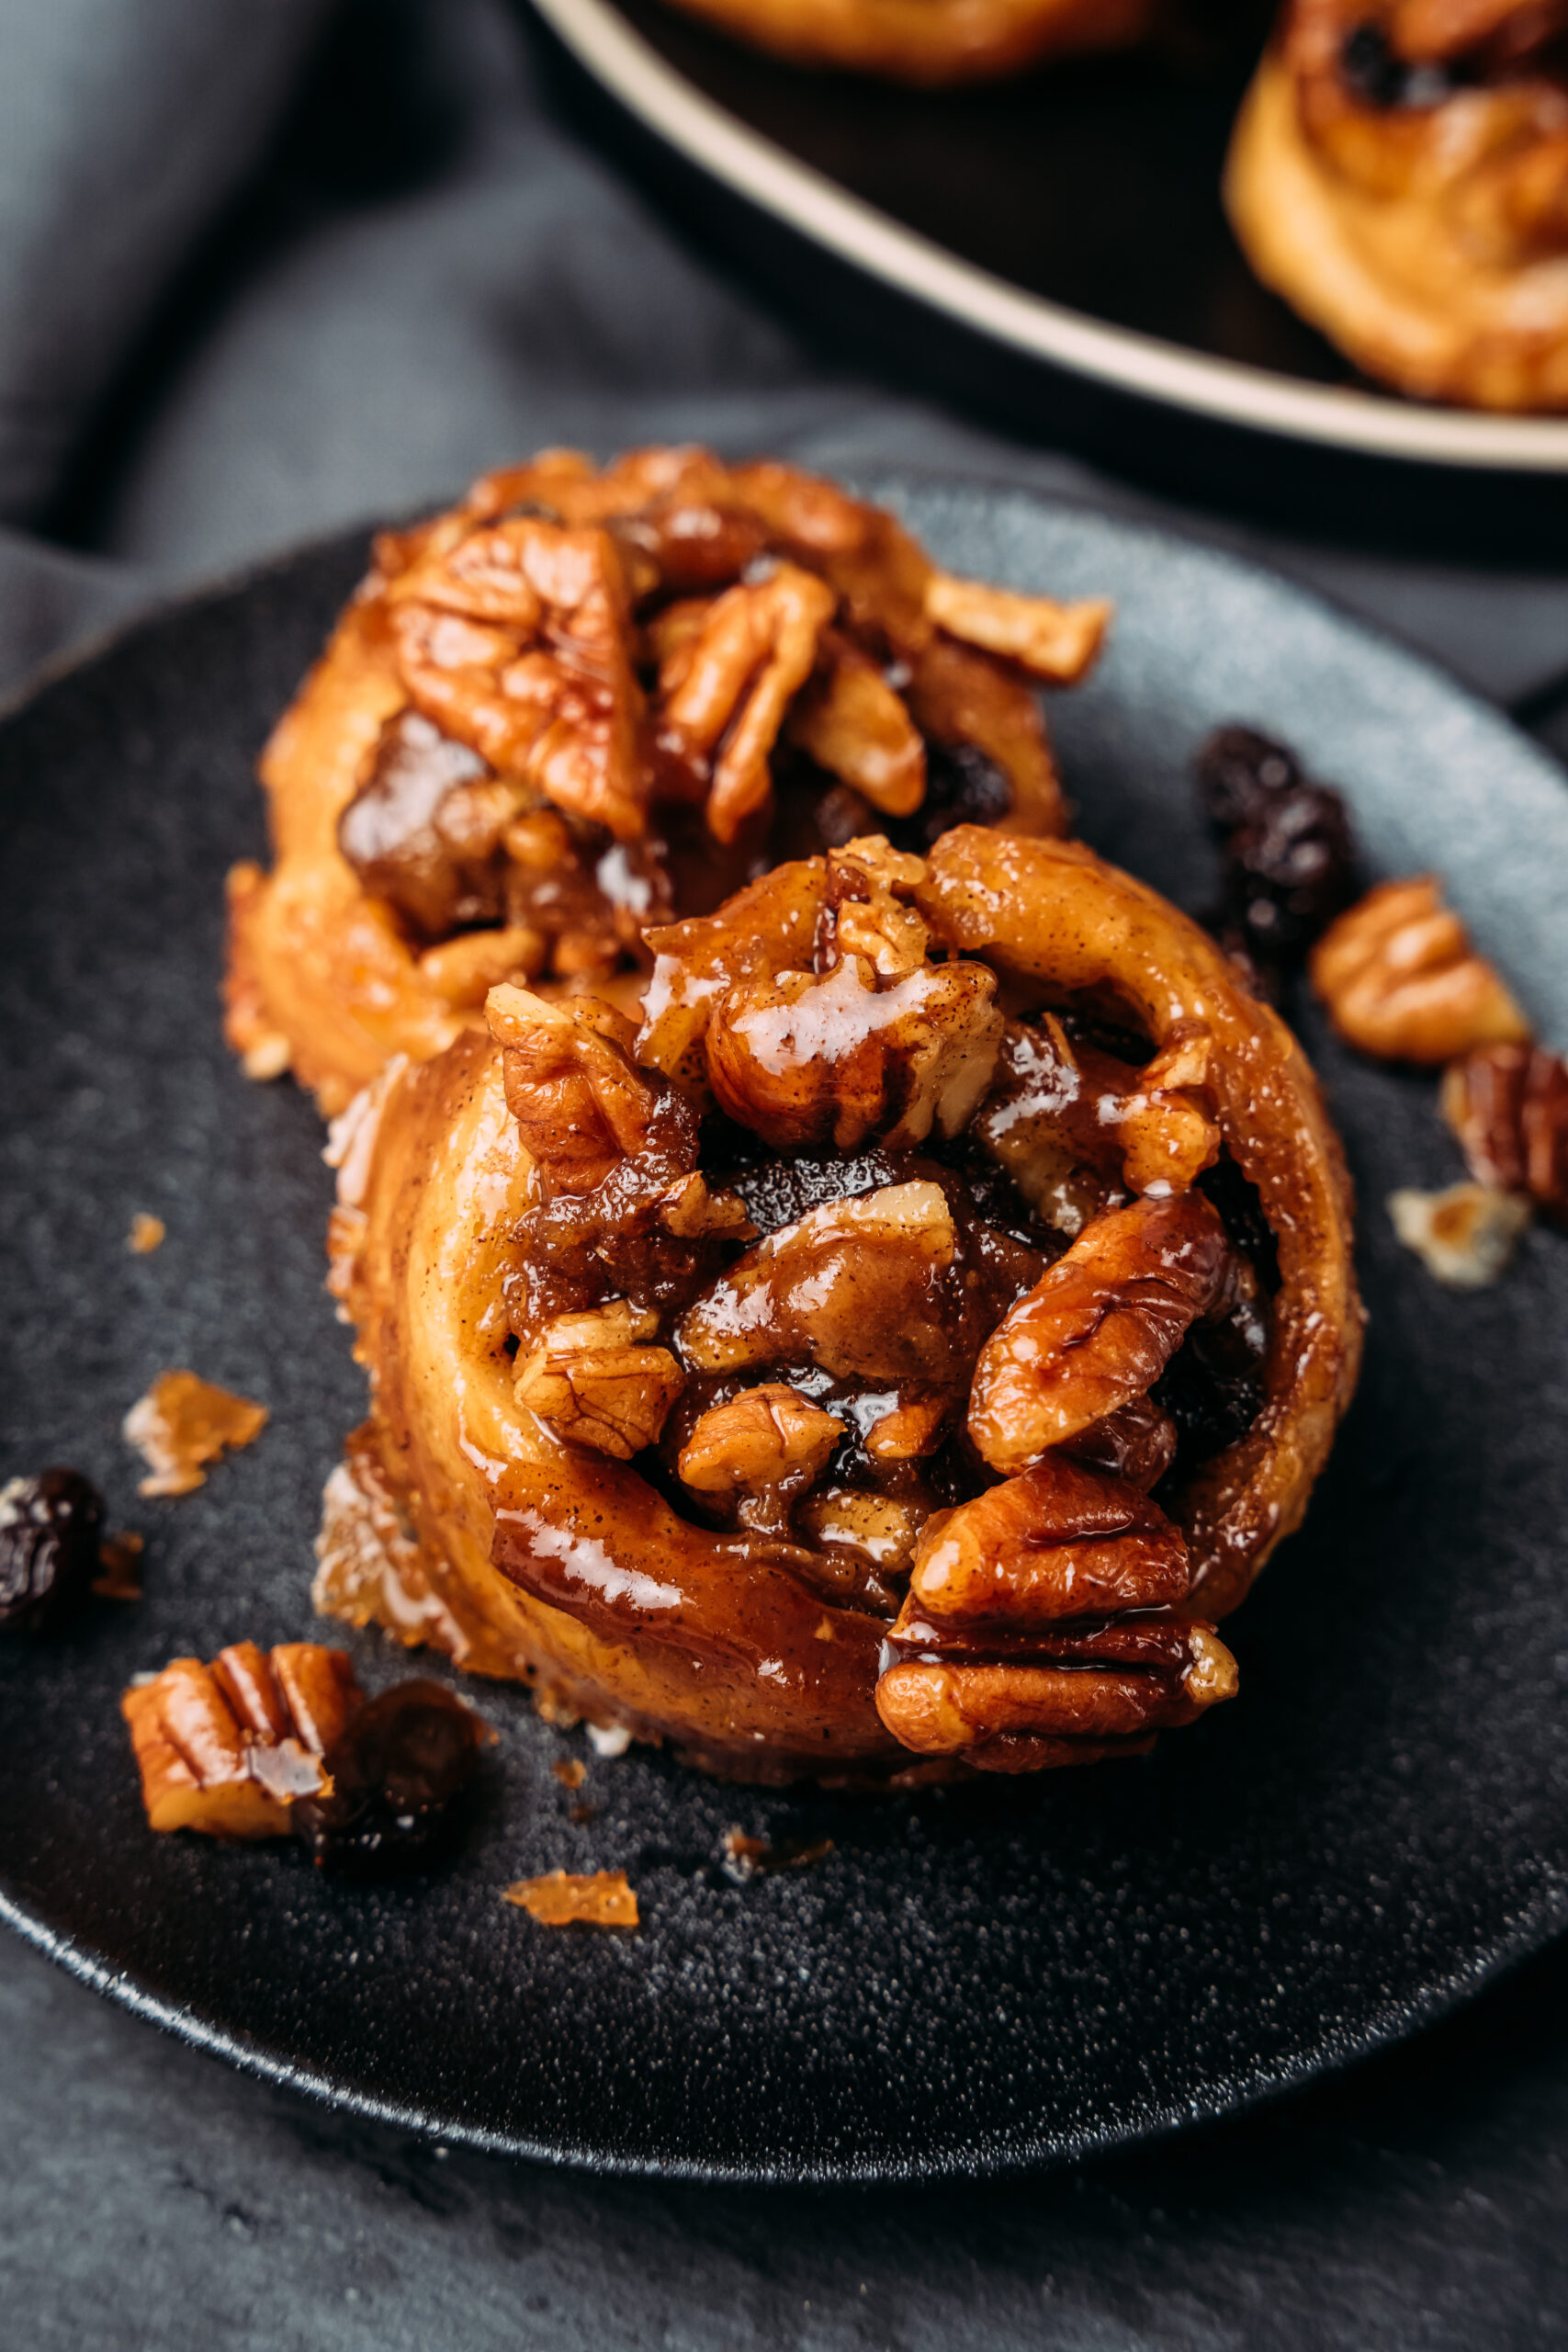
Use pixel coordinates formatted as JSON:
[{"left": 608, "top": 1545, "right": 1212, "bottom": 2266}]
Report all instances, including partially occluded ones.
[{"left": 0, "top": 0, "right": 1566, "bottom": 706}]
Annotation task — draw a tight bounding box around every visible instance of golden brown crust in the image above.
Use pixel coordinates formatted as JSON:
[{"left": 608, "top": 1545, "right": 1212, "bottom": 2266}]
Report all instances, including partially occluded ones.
[
  {"left": 656, "top": 0, "right": 1156, "bottom": 84},
  {"left": 1226, "top": 11, "right": 1568, "bottom": 409},
  {"left": 322, "top": 827, "right": 1361, "bottom": 1777}
]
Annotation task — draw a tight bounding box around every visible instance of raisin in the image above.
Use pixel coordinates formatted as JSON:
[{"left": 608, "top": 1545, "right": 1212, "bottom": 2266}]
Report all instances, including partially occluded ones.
[
  {"left": 1194, "top": 726, "right": 1357, "bottom": 968},
  {"left": 1340, "top": 21, "right": 1457, "bottom": 107},
  {"left": 0, "top": 1468, "right": 104, "bottom": 1633},
  {"left": 291, "top": 1679, "right": 481, "bottom": 1874},
  {"left": 1195, "top": 725, "right": 1303, "bottom": 833},
  {"left": 337, "top": 710, "right": 497, "bottom": 941},
  {"left": 891, "top": 739, "right": 1011, "bottom": 852}
]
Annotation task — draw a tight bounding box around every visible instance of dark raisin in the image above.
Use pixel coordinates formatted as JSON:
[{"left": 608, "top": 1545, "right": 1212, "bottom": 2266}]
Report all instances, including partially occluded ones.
[
  {"left": 891, "top": 740, "right": 1011, "bottom": 852},
  {"left": 291, "top": 1679, "right": 481, "bottom": 1874},
  {"left": 1223, "top": 783, "right": 1356, "bottom": 958},
  {"left": 0, "top": 1468, "right": 105, "bottom": 1633},
  {"left": 1153, "top": 1326, "right": 1266, "bottom": 1468},
  {"left": 1194, "top": 725, "right": 1303, "bottom": 833}
]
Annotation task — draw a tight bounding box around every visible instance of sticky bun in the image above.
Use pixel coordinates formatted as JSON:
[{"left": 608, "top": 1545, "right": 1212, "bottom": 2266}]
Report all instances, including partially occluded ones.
[
  {"left": 653, "top": 0, "right": 1156, "bottom": 84},
  {"left": 1226, "top": 0, "right": 1568, "bottom": 407},
  {"left": 225, "top": 446, "right": 1107, "bottom": 1114},
  {"left": 318, "top": 826, "right": 1360, "bottom": 1784}
]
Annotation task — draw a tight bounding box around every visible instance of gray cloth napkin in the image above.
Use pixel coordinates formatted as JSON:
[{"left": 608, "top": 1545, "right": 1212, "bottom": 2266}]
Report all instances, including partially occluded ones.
[{"left": 0, "top": 0, "right": 1564, "bottom": 710}]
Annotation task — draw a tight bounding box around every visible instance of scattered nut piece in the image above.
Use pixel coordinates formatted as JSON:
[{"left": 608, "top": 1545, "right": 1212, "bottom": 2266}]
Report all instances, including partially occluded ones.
[
  {"left": 127, "top": 1214, "right": 165, "bottom": 1255},
  {"left": 1310, "top": 876, "right": 1530, "bottom": 1064},
  {"left": 1442, "top": 1041, "right": 1568, "bottom": 1223},
  {"left": 122, "top": 1642, "right": 362, "bottom": 1838},
  {"left": 552, "top": 1757, "right": 587, "bottom": 1790},
  {"left": 587, "top": 1723, "right": 633, "bottom": 1758},
  {"left": 503, "top": 1869, "right": 639, "bottom": 1928},
  {"left": 122, "top": 1371, "right": 269, "bottom": 1498},
  {"left": 1387, "top": 1182, "right": 1531, "bottom": 1288}
]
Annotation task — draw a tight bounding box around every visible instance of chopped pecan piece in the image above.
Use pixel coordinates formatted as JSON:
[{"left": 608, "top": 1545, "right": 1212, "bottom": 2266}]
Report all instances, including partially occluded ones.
[
  {"left": 388, "top": 518, "right": 647, "bottom": 840},
  {"left": 122, "top": 1371, "right": 269, "bottom": 1498},
  {"left": 968, "top": 1192, "right": 1231, "bottom": 1474},
  {"left": 1442, "top": 1040, "right": 1568, "bottom": 1222},
  {"left": 676, "top": 1179, "right": 959, "bottom": 1382},
  {"left": 1388, "top": 1182, "right": 1531, "bottom": 1287},
  {"left": 417, "top": 924, "right": 546, "bottom": 1010},
  {"left": 974, "top": 1014, "right": 1219, "bottom": 1221},
  {"left": 123, "top": 1643, "right": 363, "bottom": 1837},
  {"left": 637, "top": 859, "right": 825, "bottom": 1099},
  {"left": 656, "top": 563, "right": 836, "bottom": 842},
  {"left": 923, "top": 572, "right": 1111, "bottom": 684},
  {"left": 795, "top": 1486, "right": 923, "bottom": 1577},
  {"left": 489, "top": 984, "right": 666, "bottom": 1193},
  {"left": 784, "top": 635, "right": 927, "bottom": 817},
  {"left": 1310, "top": 876, "right": 1530, "bottom": 1063},
  {"left": 677, "top": 1384, "right": 844, "bottom": 1529},
  {"left": 515, "top": 1301, "right": 685, "bottom": 1457},
  {"left": 903, "top": 1454, "right": 1191, "bottom": 1628},
  {"left": 706, "top": 957, "right": 1003, "bottom": 1155},
  {"left": 863, "top": 1388, "right": 950, "bottom": 1462}
]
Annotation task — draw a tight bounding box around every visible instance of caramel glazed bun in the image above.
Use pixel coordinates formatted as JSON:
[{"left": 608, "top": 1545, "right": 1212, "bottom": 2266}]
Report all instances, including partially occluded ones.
[
  {"left": 654, "top": 0, "right": 1156, "bottom": 85},
  {"left": 225, "top": 446, "right": 1111, "bottom": 1116},
  {"left": 318, "top": 825, "right": 1362, "bottom": 1786},
  {"left": 1227, "top": 0, "right": 1568, "bottom": 408}
]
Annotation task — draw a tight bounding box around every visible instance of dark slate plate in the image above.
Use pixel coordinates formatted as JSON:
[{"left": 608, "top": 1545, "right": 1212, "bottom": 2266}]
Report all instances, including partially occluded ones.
[
  {"left": 520, "top": 0, "right": 1568, "bottom": 547},
  {"left": 3, "top": 482, "right": 1567, "bottom": 2185}
]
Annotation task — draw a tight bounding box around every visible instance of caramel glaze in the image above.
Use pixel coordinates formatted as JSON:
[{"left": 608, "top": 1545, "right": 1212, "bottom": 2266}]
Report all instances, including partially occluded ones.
[{"left": 325, "top": 828, "right": 1362, "bottom": 1781}]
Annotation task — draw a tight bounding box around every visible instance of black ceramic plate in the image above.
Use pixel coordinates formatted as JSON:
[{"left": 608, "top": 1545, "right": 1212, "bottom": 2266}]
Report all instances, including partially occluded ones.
[
  {"left": 521, "top": 0, "right": 1568, "bottom": 539},
  {"left": 4, "top": 482, "right": 1568, "bottom": 2185}
]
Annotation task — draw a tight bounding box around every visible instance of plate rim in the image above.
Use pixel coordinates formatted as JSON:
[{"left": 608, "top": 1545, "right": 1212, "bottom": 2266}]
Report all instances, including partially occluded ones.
[
  {"left": 529, "top": 0, "right": 1568, "bottom": 476},
  {"left": 4, "top": 492, "right": 1567, "bottom": 2185}
]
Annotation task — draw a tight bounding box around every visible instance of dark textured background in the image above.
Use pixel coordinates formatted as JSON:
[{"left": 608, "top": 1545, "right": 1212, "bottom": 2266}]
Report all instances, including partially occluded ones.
[{"left": 5, "top": 0, "right": 1568, "bottom": 2340}]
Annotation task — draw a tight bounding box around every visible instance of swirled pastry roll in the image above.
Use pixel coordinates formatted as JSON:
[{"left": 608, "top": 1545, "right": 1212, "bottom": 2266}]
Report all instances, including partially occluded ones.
[
  {"left": 318, "top": 827, "right": 1361, "bottom": 1785},
  {"left": 1227, "top": 0, "right": 1568, "bottom": 408},
  {"left": 654, "top": 0, "right": 1157, "bottom": 85},
  {"left": 225, "top": 447, "right": 1108, "bottom": 1114}
]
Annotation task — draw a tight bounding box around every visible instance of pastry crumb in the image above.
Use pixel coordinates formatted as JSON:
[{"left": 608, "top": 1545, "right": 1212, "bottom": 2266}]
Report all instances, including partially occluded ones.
[
  {"left": 503, "top": 1869, "right": 638, "bottom": 1928},
  {"left": 127, "top": 1213, "right": 165, "bottom": 1255},
  {"left": 123, "top": 1370, "right": 269, "bottom": 1497},
  {"left": 721, "top": 1827, "right": 835, "bottom": 1883},
  {"left": 587, "top": 1723, "right": 632, "bottom": 1758},
  {"left": 1388, "top": 1182, "right": 1530, "bottom": 1288},
  {"left": 552, "top": 1758, "right": 587, "bottom": 1789},
  {"left": 92, "top": 1531, "right": 145, "bottom": 1601}
]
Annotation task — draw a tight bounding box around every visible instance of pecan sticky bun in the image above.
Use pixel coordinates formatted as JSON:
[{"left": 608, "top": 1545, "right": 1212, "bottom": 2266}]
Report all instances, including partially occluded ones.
[
  {"left": 225, "top": 447, "right": 1108, "bottom": 1114},
  {"left": 1225, "top": 0, "right": 1568, "bottom": 407},
  {"left": 319, "top": 826, "right": 1360, "bottom": 1784},
  {"left": 652, "top": 0, "right": 1156, "bottom": 84}
]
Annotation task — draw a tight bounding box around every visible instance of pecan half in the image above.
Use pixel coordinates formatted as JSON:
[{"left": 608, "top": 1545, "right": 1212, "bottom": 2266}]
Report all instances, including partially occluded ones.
[
  {"left": 514, "top": 1300, "right": 685, "bottom": 1458},
  {"left": 1442, "top": 1039, "right": 1568, "bottom": 1222},
  {"left": 874, "top": 1643, "right": 1235, "bottom": 1769},
  {"left": 123, "top": 1643, "right": 363, "bottom": 1837},
  {"left": 968, "top": 1192, "right": 1231, "bottom": 1474},
  {"left": 903, "top": 1454, "right": 1191, "bottom": 1628},
  {"left": 387, "top": 517, "right": 647, "bottom": 840},
  {"left": 1309, "top": 876, "right": 1530, "bottom": 1064}
]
